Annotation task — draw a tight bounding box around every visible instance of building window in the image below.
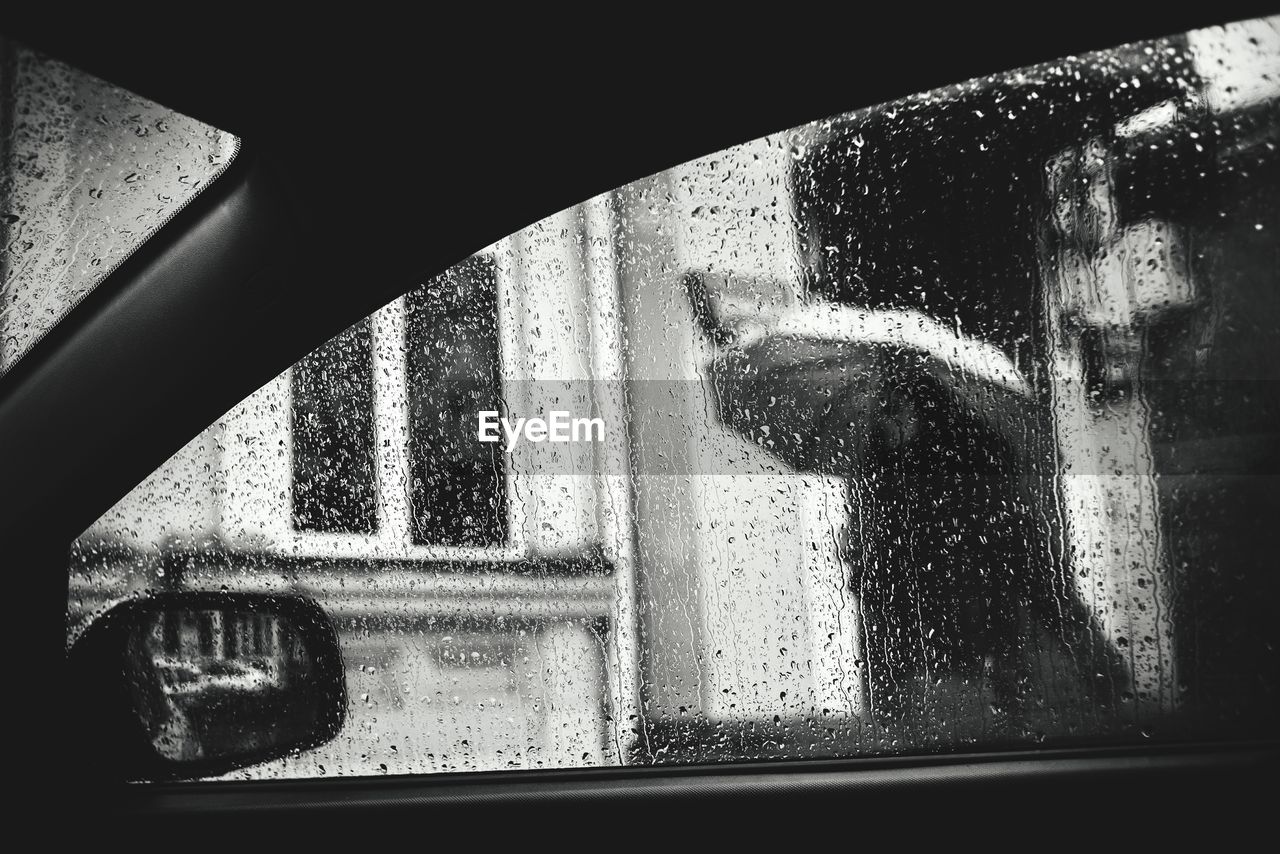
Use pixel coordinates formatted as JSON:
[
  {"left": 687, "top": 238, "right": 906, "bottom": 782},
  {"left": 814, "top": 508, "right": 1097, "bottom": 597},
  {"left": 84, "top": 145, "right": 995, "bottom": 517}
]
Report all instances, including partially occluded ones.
[
  {"left": 405, "top": 254, "right": 507, "bottom": 547},
  {"left": 290, "top": 319, "right": 378, "bottom": 534}
]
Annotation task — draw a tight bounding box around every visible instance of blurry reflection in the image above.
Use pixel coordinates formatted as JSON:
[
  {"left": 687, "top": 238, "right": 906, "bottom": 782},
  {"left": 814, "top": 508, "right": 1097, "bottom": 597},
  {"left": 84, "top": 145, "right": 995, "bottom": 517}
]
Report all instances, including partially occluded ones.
[{"left": 126, "top": 607, "right": 321, "bottom": 764}]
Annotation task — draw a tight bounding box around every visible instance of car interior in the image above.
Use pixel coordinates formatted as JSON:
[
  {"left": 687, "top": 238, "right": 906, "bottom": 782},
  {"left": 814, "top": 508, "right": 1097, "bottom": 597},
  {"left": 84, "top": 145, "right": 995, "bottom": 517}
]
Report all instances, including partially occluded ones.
[{"left": 2, "top": 7, "right": 1277, "bottom": 836}]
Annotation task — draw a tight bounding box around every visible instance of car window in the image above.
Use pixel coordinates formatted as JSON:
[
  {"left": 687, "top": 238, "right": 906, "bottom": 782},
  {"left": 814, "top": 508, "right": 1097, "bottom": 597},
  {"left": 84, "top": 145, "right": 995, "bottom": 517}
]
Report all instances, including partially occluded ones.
[
  {"left": 0, "top": 39, "right": 239, "bottom": 378},
  {"left": 66, "top": 15, "right": 1278, "bottom": 780}
]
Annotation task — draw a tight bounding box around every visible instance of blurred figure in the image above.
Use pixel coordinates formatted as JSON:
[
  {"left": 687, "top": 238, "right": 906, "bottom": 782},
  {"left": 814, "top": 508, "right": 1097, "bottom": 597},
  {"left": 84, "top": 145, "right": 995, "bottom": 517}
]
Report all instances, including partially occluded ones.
[
  {"left": 682, "top": 49, "right": 1231, "bottom": 737},
  {"left": 687, "top": 270, "right": 1130, "bottom": 735}
]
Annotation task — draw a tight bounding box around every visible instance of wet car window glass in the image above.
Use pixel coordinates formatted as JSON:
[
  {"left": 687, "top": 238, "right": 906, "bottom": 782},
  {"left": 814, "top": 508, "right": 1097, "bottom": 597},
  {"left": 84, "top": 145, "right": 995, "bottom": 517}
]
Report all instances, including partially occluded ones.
[
  {"left": 67, "top": 16, "right": 1278, "bottom": 780},
  {"left": 0, "top": 39, "right": 240, "bottom": 377}
]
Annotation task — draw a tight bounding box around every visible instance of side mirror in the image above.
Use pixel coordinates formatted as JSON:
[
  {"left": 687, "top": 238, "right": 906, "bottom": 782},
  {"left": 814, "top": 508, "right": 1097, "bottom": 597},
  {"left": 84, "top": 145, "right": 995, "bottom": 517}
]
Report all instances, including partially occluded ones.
[{"left": 68, "top": 592, "right": 346, "bottom": 781}]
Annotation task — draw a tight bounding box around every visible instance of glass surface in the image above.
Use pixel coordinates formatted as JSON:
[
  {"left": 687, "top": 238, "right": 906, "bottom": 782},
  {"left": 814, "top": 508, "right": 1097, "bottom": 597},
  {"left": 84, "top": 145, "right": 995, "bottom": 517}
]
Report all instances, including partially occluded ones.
[
  {"left": 0, "top": 38, "right": 239, "bottom": 376},
  {"left": 68, "top": 16, "right": 1279, "bottom": 780}
]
